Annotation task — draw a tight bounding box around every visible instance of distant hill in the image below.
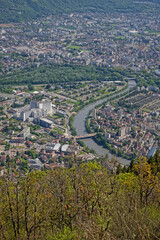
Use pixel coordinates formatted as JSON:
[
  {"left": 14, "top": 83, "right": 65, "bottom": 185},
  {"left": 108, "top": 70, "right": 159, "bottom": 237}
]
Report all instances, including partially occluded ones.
[{"left": 0, "top": 0, "right": 159, "bottom": 23}]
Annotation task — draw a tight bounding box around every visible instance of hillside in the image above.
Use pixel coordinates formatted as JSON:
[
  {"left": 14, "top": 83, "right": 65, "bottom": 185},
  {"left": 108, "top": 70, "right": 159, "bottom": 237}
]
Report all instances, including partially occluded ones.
[
  {"left": 0, "top": 157, "right": 160, "bottom": 239},
  {"left": 0, "top": 0, "right": 160, "bottom": 23}
]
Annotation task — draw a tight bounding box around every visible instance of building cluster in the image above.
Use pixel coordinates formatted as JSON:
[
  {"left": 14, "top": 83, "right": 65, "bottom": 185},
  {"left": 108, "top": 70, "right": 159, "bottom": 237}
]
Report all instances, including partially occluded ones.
[
  {"left": 90, "top": 88, "right": 160, "bottom": 159},
  {"left": 10, "top": 127, "right": 31, "bottom": 143},
  {"left": 17, "top": 100, "right": 52, "bottom": 121},
  {"left": 0, "top": 12, "right": 160, "bottom": 73},
  {"left": 23, "top": 141, "right": 79, "bottom": 170},
  {"left": 0, "top": 85, "right": 100, "bottom": 175}
]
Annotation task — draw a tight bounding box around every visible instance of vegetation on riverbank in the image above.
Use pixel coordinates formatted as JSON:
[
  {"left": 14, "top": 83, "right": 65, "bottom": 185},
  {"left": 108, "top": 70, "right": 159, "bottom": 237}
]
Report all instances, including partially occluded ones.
[
  {"left": 93, "top": 133, "right": 136, "bottom": 160},
  {"left": 69, "top": 114, "right": 77, "bottom": 136},
  {"left": 73, "top": 83, "right": 128, "bottom": 112},
  {"left": 84, "top": 88, "right": 137, "bottom": 160}
]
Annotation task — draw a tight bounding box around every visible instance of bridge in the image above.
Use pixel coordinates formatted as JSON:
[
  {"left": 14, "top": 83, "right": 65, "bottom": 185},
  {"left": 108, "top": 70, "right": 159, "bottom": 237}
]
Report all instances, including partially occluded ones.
[{"left": 75, "top": 133, "right": 97, "bottom": 139}]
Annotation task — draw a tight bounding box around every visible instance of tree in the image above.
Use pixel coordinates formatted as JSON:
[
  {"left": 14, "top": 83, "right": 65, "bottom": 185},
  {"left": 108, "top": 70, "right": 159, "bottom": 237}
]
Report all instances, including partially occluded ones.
[
  {"left": 28, "top": 84, "right": 34, "bottom": 91},
  {"left": 0, "top": 161, "right": 159, "bottom": 239},
  {"left": 134, "top": 157, "right": 158, "bottom": 205}
]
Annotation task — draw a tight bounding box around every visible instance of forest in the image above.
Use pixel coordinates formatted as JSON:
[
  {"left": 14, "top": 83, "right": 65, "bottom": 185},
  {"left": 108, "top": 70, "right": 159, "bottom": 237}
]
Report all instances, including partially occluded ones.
[
  {"left": 0, "top": 63, "right": 159, "bottom": 89},
  {"left": 0, "top": 0, "right": 160, "bottom": 23},
  {"left": 0, "top": 64, "right": 132, "bottom": 86},
  {"left": 0, "top": 154, "right": 160, "bottom": 240}
]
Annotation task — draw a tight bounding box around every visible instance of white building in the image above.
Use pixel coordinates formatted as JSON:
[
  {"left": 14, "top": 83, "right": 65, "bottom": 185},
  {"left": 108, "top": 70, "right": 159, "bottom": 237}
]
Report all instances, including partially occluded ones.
[
  {"left": 105, "top": 131, "right": 111, "bottom": 139},
  {"left": 30, "top": 100, "right": 52, "bottom": 114},
  {"left": 19, "top": 100, "right": 52, "bottom": 121}
]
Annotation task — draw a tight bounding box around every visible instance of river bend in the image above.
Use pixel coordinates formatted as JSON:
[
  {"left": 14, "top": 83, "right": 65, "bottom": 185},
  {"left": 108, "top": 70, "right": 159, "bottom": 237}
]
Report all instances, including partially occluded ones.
[{"left": 73, "top": 80, "right": 136, "bottom": 165}]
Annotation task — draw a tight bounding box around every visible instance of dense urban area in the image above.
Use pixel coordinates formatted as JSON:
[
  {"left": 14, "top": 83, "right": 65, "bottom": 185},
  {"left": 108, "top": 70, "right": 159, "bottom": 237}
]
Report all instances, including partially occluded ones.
[
  {"left": 0, "top": 11, "right": 160, "bottom": 174},
  {"left": 88, "top": 86, "right": 160, "bottom": 159},
  {"left": 0, "top": 12, "right": 160, "bottom": 74},
  {"left": 0, "top": 79, "right": 128, "bottom": 174},
  {"left": 0, "top": 1, "right": 160, "bottom": 238}
]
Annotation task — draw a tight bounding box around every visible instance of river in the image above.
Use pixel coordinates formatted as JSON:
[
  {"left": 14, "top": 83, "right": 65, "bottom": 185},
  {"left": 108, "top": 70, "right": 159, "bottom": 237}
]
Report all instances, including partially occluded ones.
[{"left": 73, "top": 80, "right": 137, "bottom": 165}]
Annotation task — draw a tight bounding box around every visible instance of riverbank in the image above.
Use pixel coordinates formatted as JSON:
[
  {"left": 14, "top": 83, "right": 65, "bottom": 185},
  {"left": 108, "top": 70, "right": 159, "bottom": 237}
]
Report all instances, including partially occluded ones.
[
  {"left": 69, "top": 83, "right": 129, "bottom": 135},
  {"left": 73, "top": 82, "right": 128, "bottom": 112},
  {"left": 73, "top": 80, "right": 137, "bottom": 165}
]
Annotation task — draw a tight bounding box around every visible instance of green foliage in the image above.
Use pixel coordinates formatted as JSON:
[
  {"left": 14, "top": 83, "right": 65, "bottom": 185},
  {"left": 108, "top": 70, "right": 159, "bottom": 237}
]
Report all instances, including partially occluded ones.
[
  {"left": 28, "top": 84, "right": 34, "bottom": 91},
  {"left": 25, "top": 149, "right": 37, "bottom": 159},
  {"left": 0, "top": 161, "right": 160, "bottom": 239},
  {"left": 0, "top": 86, "right": 13, "bottom": 94},
  {"left": 85, "top": 117, "right": 92, "bottom": 133},
  {"left": 49, "top": 227, "right": 78, "bottom": 240},
  {"left": 77, "top": 140, "right": 85, "bottom": 147},
  {"left": 18, "top": 158, "right": 29, "bottom": 172},
  {"left": 0, "top": 64, "right": 130, "bottom": 86},
  {"left": 69, "top": 114, "right": 77, "bottom": 136},
  {"left": 5, "top": 142, "right": 10, "bottom": 151},
  {"left": 0, "top": 63, "right": 159, "bottom": 89},
  {"left": 53, "top": 113, "right": 64, "bottom": 119},
  {"left": 0, "top": 0, "right": 159, "bottom": 23}
]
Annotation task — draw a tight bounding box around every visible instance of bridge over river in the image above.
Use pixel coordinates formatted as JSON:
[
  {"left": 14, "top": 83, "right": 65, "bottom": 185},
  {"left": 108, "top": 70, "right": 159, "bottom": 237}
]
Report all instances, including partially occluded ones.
[
  {"left": 73, "top": 80, "right": 137, "bottom": 166},
  {"left": 75, "top": 133, "right": 97, "bottom": 139}
]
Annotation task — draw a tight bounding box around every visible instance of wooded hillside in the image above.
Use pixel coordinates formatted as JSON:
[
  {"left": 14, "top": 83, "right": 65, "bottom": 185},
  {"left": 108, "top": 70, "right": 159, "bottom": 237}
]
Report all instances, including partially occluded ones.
[
  {"left": 0, "top": 155, "right": 160, "bottom": 240},
  {"left": 0, "top": 0, "right": 159, "bottom": 23}
]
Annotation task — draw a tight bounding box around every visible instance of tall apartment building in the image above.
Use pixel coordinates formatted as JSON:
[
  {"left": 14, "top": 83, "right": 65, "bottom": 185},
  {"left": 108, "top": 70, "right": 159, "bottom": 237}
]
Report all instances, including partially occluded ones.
[
  {"left": 92, "top": 108, "right": 96, "bottom": 119},
  {"left": 19, "top": 100, "right": 52, "bottom": 121},
  {"left": 105, "top": 131, "right": 111, "bottom": 139},
  {"left": 118, "top": 127, "right": 126, "bottom": 138},
  {"left": 19, "top": 127, "right": 30, "bottom": 139},
  {"left": 30, "top": 100, "right": 52, "bottom": 114}
]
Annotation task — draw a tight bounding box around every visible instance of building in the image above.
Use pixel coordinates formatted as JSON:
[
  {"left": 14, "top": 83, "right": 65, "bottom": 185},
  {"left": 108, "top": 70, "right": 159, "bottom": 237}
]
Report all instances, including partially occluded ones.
[
  {"left": 105, "top": 131, "right": 111, "bottom": 139},
  {"left": 125, "top": 126, "right": 131, "bottom": 135},
  {"left": 19, "top": 100, "right": 52, "bottom": 121},
  {"left": 118, "top": 127, "right": 126, "bottom": 138},
  {"left": 61, "top": 144, "right": 69, "bottom": 152},
  {"left": 147, "top": 146, "right": 156, "bottom": 158},
  {"left": 30, "top": 100, "right": 52, "bottom": 114},
  {"left": 20, "top": 110, "right": 32, "bottom": 121},
  {"left": 92, "top": 108, "right": 96, "bottom": 119},
  {"left": 147, "top": 86, "right": 159, "bottom": 92},
  {"left": 10, "top": 137, "right": 24, "bottom": 143},
  {"left": 19, "top": 127, "right": 30, "bottom": 139},
  {"left": 39, "top": 118, "right": 53, "bottom": 128},
  {"left": 28, "top": 158, "right": 43, "bottom": 170},
  {"left": 53, "top": 143, "right": 61, "bottom": 152}
]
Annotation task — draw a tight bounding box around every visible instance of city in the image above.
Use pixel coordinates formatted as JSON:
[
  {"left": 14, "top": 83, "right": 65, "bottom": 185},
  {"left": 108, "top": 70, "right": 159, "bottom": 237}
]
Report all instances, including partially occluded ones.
[
  {"left": 0, "top": 11, "right": 160, "bottom": 174},
  {"left": 1, "top": 81, "right": 123, "bottom": 174},
  {"left": 0, "top": 1, "right": 160, "bottom": 239},
  {"left": 88, "top": 86, "right": 160, "bottom": 159},
  {"left": 0, "top": 12, "right": 160, "bottom": 74}
]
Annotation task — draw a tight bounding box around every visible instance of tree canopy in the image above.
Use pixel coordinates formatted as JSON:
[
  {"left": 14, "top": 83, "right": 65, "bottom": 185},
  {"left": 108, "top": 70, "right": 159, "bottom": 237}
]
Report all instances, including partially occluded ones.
[
  {"left": 0, "top": 157, "right": 160, "bottom": 240},
  {"left": 0, "top": 0, "right": 159, "bottom": 23}
]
